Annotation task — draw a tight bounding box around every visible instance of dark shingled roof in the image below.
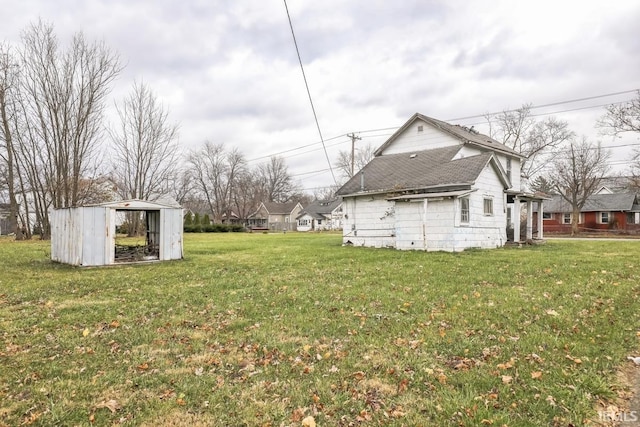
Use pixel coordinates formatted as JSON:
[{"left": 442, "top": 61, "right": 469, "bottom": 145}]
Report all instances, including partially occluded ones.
[
  {"left": 543, "top": 193, "right": 640, "bottom": 213},
  {"left": 297, "top": 198, "right": 342, "bottom": 220},
  {"left": 262, "top": 202, "right": 300, "bottom": 215},
  {"left": 336, "top": 146, "right": 497, "bottom": 196}
]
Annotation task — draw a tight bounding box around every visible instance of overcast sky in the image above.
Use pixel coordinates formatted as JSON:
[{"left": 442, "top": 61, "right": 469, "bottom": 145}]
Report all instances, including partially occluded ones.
[{"left": 3, "top": 0, "right": 640, "bottom": 192}]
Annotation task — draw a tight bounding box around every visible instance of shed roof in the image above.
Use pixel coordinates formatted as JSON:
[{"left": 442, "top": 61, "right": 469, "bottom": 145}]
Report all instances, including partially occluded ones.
[
  {"left": 336, "top": 146, "right": 504, "bottom": 196},
  {"left": 85, "top": 199, "right": 181, "bottom": 210},
  {"left": 542, "top": 193, "right": 640, "bottom": 213}
]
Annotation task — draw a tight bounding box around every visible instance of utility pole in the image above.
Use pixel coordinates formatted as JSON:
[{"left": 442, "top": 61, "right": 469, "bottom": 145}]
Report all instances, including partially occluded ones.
[{"left": 347, "top": 133, "right": 362, "bottom": 176}]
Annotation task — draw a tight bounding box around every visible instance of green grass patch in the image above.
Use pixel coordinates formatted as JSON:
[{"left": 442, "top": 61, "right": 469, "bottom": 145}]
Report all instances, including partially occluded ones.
[{"left": 0, "top": 233, "right": 638, "bottom": 426}]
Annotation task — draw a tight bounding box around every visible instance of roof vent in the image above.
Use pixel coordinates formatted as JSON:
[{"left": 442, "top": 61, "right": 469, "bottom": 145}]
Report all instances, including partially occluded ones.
[
  {"left": 417, "top": 125, "right": 423, "bottom": 132},
  {"left": 409, "top": 154, "right": 417, "bottom": 159}
]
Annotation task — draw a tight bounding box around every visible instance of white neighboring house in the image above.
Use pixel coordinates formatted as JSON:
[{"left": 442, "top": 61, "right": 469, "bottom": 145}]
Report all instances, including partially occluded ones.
[
  {"left": 335, "top": 113, "right": 545, "bottom": 251},
  {"left": 297, "top": 199, "right": 343, "bottom": 231}
]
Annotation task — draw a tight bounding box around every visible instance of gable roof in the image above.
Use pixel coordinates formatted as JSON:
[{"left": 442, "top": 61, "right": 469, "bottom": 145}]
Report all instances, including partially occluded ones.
[
  {"left": 261, "top": 201, "right": 302, "bottom": 215},
  {"left": 543, "top": 193, "right": 640, "bottom": 213},
  {"left": 374, "top": 113, "right": 523, "bottom": 159},
  {"left": 336, "top": 145, "right": 508, "bottom": 196},
  {"left": 297, "top": 198, "right": 342, "bottom": 220}
]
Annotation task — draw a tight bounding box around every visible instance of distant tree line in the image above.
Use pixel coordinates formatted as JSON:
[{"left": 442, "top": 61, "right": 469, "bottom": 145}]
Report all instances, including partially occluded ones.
[
  {"left": 0, "top": 21, "right": 310, "bottom": 239},
  {"left": 2, "top": 21, "right": 639, "bottom": 239}
]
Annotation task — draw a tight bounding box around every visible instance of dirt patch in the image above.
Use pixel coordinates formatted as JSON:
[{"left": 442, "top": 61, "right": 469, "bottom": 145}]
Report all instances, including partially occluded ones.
[{"left": 594, "top": 362, "right": 640, "bottom": 426}]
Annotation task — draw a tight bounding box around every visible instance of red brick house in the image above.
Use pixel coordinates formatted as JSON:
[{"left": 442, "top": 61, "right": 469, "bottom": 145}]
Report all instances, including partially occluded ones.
[{"left": 536, "top": 192, "right": 640, "bottom": 233}]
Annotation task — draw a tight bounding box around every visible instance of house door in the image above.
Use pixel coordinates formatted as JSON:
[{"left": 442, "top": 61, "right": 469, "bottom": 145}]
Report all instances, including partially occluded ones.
[{"left": 395, "top": 200, "right": 426, "bottom": 250}]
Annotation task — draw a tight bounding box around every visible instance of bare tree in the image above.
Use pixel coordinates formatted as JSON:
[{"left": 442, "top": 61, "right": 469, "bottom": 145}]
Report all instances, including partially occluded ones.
[
  {"left": 486, "top": 105, "right": 574, "bottom": 188},
  {"left": 108, "top": 81, "right": 179, "bottom": 235},
  {"left": 168, "top": 166, "right": 195, "bottom": 206},
  {"left": 188, "top": 142, "right": 247, "bottom": 222},
  {"left": 0, "top": 43, "right": 25, "bottom": 239},
  {"left": 257, "top": 156, "right": 296, "bottom": 203},
  {"left": 549, "top": 137, "right": 610, "bottom": 235},
  {"left": 334, "top": 143, "right": 375, "bottom": 180},
  {"left": 597, "top": 91, "right": 640, "bottom": 136},
  {"left": 14, "top": 21, "right": 121, "bottom": 238},
  {"left": 232, "top": 170, "right": 262, "bottom": 225},
  {"left": 313, "top": 185, "right": 339, "bottom": 200}
]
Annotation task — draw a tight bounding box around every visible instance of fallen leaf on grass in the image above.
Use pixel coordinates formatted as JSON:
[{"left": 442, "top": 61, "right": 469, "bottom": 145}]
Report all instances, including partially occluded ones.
[
  {"left": 501, "top": 375, "right": 512, "bottom": 384},
  {"left": 565, "top": 355, "right": 582, "bottom": 364},
  {"left": 94, "top": 399, "right": 121, "bottom": 413},
  {"left": 302, "top": 415, "right": 316, "bottom": 427},
  {"left": 545, "top": 395, "right": 556, "bottom": 407},
  {"left": 352, "top": 371, "right": 366, "bottom": 381},
  {"left": 531, "top": 371, "right": 543, "bottom": 379},
  {"left": 82, "top": 328, "right": 90, "bottom": 337}
]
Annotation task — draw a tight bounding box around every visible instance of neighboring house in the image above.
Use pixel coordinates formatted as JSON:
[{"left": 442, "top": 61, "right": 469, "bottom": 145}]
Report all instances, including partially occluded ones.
[
  {"left": 335, "top": 113, "right": 545, "bottom": 251},
  {"left": 297, "top": 199, "right": 343, "bottom": 231},
  {"left": 248, "top": 201, "right": 304, "bottom": 231},
  {"left": 535, "top": 192, "right": 640, "bottom": 233}
]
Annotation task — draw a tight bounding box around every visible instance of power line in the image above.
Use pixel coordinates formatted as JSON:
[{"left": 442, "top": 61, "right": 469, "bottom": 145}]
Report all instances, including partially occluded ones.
[
  {"left": 448, "top": 89, "right": 639, "bottom": 122},
  {"left": 245, "top": 89, "right": 639, "bottom": 177},
  {"left": 283, "top": 0, "right": 337, "bottom": 185}
]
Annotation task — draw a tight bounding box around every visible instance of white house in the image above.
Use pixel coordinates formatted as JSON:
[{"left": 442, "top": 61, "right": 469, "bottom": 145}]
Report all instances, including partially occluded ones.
[
  {"left": 297, "top": 199, "right": 343, "bottom": 231},
  {"left": 51, "top": 199, "right": 183, "bottom": 266},
  {"left": 335, "top": 113, "right": 544, "bottom": 251}
]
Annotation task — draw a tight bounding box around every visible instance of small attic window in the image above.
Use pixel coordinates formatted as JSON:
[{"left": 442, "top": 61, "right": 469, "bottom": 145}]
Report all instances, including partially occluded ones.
[
  {"left": 409, "top": 153, "right": 417, "bottom": 159},
  {"left": 417, "top": 125, "right": 424, "bottom": 132}
]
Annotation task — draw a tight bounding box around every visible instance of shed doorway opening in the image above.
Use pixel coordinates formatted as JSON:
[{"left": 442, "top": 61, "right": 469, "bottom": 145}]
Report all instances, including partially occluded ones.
[{"left": 114, "top": 209, "right": 161, "bottom": 263}]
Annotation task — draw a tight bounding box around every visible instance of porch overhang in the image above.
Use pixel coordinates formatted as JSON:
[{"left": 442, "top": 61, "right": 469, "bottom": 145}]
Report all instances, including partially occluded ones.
[
  {"left": 506, "top": 191, "right": 548, "bottom": 244},
  {"left": 386, "top": 189, "right": 475, "bottom": 201}
]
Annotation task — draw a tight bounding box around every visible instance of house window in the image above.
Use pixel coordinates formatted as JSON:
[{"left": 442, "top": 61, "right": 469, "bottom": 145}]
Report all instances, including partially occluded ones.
[
  {"left": 317, "top": 219, "right": 322, "bottom": 225},
  {"left": 542, "top": 212, "right": 552, "bottom": 219},
  {"left": 506, "top": 158, "right": 512, "bottom": 182},
  {"left": 627, "top": 213, "right": 637, "bottom": 224},
  {"left": 417, "top": 125, "right": 424, "bottom": 132},
  {"left": 600, "top": 212, "right": 610, "bottom": 224},
  {"left": 562, "top": 213, "right": 571, "bottom": 224},
  {"left": 460, "top": 198, "right": 469, "bottom": 223},
  {"left": 483, "top": 198, "right": 493, "bottom": 216}
]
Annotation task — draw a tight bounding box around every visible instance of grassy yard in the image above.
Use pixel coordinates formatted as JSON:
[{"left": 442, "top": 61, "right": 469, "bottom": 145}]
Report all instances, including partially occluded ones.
[{"left": 0, "top": 233, "right": 639, "bottom": 426}]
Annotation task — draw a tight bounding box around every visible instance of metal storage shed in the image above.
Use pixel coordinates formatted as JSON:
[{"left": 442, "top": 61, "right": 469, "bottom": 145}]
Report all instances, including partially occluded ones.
[{"left": 51, "top": 199, "right": 183, "bottom": 266}]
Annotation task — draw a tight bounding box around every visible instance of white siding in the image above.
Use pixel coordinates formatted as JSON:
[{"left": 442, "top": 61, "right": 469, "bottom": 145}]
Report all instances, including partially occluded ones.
[
  {"left": 380, "top": 120, "right": 462, "bottom": 155},
  {"left": 495, "top": 153, "right": 521, "bottom": 191},
  {"left": 453, "top": 147, "right": 521, "bottom": 191},
  {"left": 424, "top": 199, "right": 457, "bottom": 251},
  {"left": 395, "top": 201, "right": 425, "bottom": 250},
  {"left": 297, "top": 214, "right": 314, "bottom": 232},
  {"left": 450, "top": 165, "right": 507, "bottom": 250},
  {"left": 342, "top": 196, "right": 396, "bottom": 248}
]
